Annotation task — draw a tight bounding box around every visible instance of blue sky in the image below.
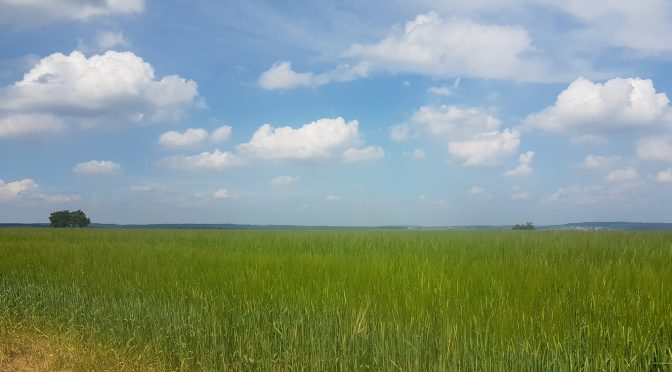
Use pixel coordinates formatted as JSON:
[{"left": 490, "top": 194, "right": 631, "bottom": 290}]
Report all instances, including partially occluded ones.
[{"left": 2, "top": 0, "right": 672, "bottom": 225}]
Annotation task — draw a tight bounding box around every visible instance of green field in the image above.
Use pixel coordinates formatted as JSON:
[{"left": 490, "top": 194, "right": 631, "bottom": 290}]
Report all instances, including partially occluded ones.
[{"left": 1, "top": 229, "right": 671, "bottom": 370}]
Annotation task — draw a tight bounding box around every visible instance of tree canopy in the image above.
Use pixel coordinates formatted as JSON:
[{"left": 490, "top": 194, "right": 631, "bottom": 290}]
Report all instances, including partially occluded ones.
[
  {"left": 512, "top": 222, "right": 535, "bottom": 230},
  {"left": 49, "top": 210, "right": 91, "bottom": 228}
]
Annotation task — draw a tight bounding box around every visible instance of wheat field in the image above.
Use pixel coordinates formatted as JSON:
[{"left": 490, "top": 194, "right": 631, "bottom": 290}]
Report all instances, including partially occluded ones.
[{"left": 1, "top": 229, "right": 671, "bottom": 370}]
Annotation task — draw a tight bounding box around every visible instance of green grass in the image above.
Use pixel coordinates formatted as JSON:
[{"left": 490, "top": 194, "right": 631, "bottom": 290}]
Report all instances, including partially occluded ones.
[{"left": 1, "top": 229, "right": 671, "bottom": 370}]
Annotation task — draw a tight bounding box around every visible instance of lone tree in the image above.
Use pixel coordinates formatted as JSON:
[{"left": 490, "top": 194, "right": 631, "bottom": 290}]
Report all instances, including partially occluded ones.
[
  {"left": 49, "top": 210, "right": 91, "bottom": 228},
  {"left": 512, "top": 222, "right": 535, "bottom": 230}
]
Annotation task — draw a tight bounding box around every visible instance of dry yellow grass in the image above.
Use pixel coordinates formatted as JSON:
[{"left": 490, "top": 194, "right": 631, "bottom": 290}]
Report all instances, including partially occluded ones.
[{"left": 0, "top": 323, "right": 162, "bottom": 372}]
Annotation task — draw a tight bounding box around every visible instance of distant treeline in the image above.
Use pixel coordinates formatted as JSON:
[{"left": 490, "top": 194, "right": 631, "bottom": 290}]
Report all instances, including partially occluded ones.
[{"left": 2, "top": 222, "right": 672, "bottom": 230}]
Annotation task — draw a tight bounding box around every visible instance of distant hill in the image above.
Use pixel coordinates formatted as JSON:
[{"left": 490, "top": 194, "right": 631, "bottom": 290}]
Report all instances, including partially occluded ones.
[
  {"left": 538, "top": 222, "right": 672, "bottom": 231},
  {"left": 2, "top": 222, "right": 672, "bottom": 230}
]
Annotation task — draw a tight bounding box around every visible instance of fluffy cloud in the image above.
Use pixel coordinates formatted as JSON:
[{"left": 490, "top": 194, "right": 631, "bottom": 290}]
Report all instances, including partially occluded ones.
[
  {"left": 162, "top": 150, "right": 244, "bottom": 170},
  {"left": 0, "top": 51, "right": 198, "bottom": 137},
  {"left": 0, "top": 178, "right": 80, "bottom": 204},
  {"left": 581, "top": 155, "right": 624, "bottom": 170},
  {"left": 158, "top": 125, "right": 232, "bottom": 148},
  {"left": 342, "top": 146, "right": 385, "bottom": 163},
  {"left": 73, "top": 160, "right": 121, "bottom": 175},
  {"left": 159, "top": 128, "right": 208, "bottom": 148},
  {"left": 605, "top": 167, "right": 639, "bottom": 182},
  {"left": 410, "top": 105, "right": 520, "bottom": 166},
  {"left": 0, "top": 114, "right": 65, "bottom": 138},
  {"left": 238, "top": 117, "right": 361, "bottom": 160},
  {"left": 270, "top": 176, "right": 299, "bottom": 187},
  {"left": 525, "top": 77, "right": 672, "bottom": 140},
  {"left": 448, "top": 130, "right": 520, "bottom": 167},
  {"left": 505, "top": 151, "right": 534, "bottom": 176},
  {"left": 96, "top": 31, "right": 130, "bottom": 49},
  {"left": 210, "top": 125, "right": 232, "bottom": 143},
  {"left": 0, "top": 178, "right": 38, "bottom": 202},
  {"left": 163, "top": 117, "right": 380, "bottom": 169},
  {"left": 347, "top": 12, "right": 548, "bottom": 82},
  {"left": 0, "top": 0, "right": 144, "bottom": 25},
  {"left": 412, "top": 105, "right": 502, "bottom": 138},
  {"left": 428, "top": 78, "right": 460, "bottom": 97},
  {"left": 259, "top": 62, "right": 369, "bottom": 90},
  {"left": 416, "top": 1, "right": 672, "bottom": 54},
  {"left": 637, "top": 137, "right": 672, "bottom": 162},
  {"left": 656, "top": 169, "right": 672, "bottom": 183}
]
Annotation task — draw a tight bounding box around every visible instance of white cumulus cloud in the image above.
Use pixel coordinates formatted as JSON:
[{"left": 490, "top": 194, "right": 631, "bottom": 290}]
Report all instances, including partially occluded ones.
[
  {"left": 0, "top": 178, "right": 38, "bottom": 202},
  {"left": 505, "top": 151, "right": 534, "bottom": 176},
  {"left": 96, "top": 31, "right": 130, "bottom": 49},
  {"left": 525, "top": 77, "right": 672, "bottom": 140},
  {"left": 163, "top": 117, "right": 379, "bottom": 169},
  {"left": 346, "top": 12, "right": 549, "bottom": 82},
  {"left": 637, "top": 137, "right": 672, "bottom": 162},
  {"left": 410, "top": 105, "right": 520, "bottom": 166},
  {"left": 0, "top": 51, "right": 198, "bottom": 137},
  {"left": 73, "top": 160, "right": 121, "bottom": 175},
  {"left": 412, "top": 105, "right": 502, "bottom": 138},
  {"left": 162, "top": 149, "right": 244, "bottom": 170},
  {"left": 158, "top": 125, "right": 232, "bottom": 148},
  {"left": 211, "top": 125, "right": 232, "bottom": 143},
  {"left": 159, "top": 128, "right": 208, "bottom": 148},
  {"left": 259, "top": 61, "right": 369, "bottom": 90},
  {"left": 342, "top": 146, "right": 385, "bottom": 163},
  {"left": 581, "top": 155, "right": 624, "bottom": 170},
  {"left": 605, "top": 167, "right": 639, "bottom": 182},
  {"left": 448, "top": 130, "right": 520, "bottom": 167},
  {"left": 0, "top": 178, "right": 80, "bottom": 204},
  {"left": 238, "top": 117, "right": 360, "bottom": 160},
  {"left": 0, "top": 114, "right": 65, "bottom": 138}
]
